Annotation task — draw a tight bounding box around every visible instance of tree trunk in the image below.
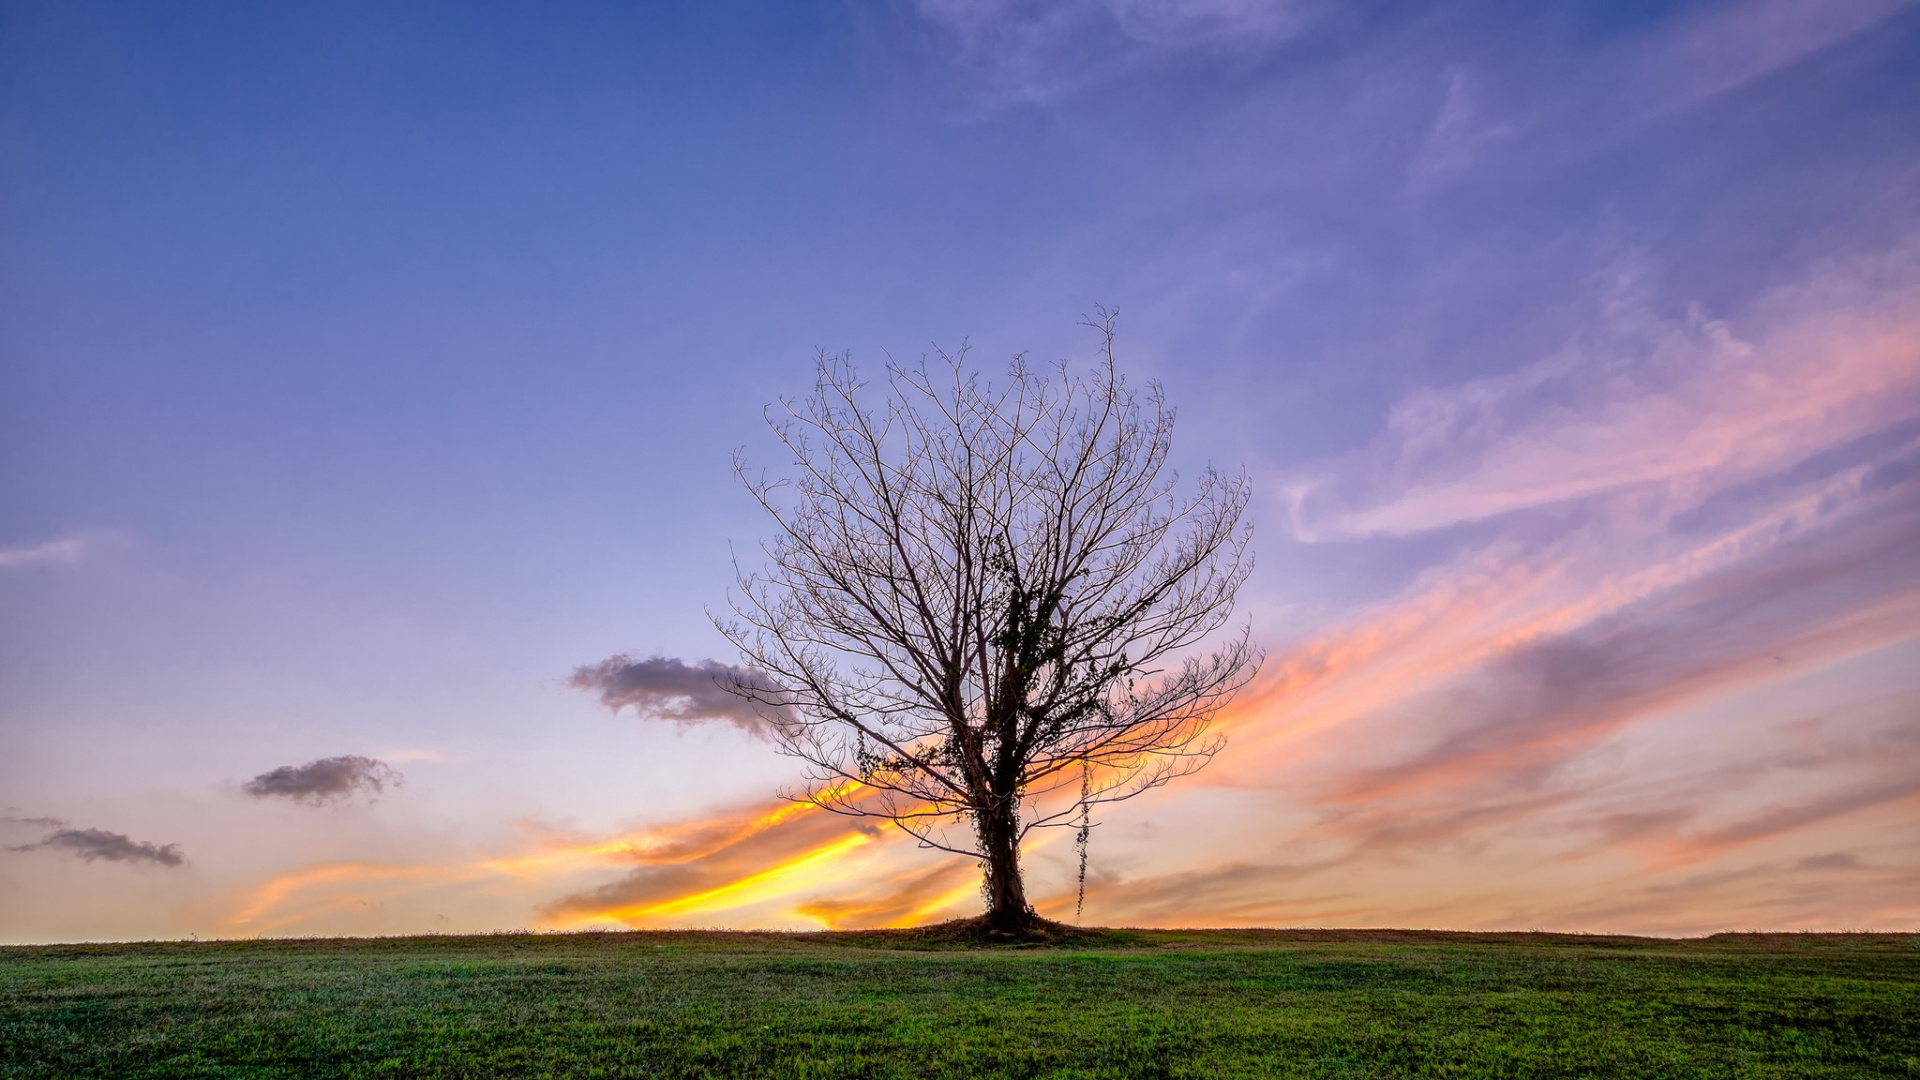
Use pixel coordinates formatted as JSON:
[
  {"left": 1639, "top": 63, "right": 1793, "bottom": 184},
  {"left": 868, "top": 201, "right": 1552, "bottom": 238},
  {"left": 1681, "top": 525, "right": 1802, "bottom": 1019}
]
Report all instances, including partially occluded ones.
[{"left": 978, "top": 799, "right": 1034, "bottom": 933}]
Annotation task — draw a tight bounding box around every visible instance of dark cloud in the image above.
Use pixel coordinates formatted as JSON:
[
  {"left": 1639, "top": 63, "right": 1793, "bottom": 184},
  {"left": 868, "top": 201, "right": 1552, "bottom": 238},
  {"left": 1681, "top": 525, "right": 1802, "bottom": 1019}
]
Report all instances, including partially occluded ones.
[
  {"left": 567, "top": 655, "right": 783, "bottom": 737},
  {"left": 243, "top": 755, "right": 401, "bottom": 804},
  {"left": 7, "top": 824, "right": 185, "bottom": 867}
]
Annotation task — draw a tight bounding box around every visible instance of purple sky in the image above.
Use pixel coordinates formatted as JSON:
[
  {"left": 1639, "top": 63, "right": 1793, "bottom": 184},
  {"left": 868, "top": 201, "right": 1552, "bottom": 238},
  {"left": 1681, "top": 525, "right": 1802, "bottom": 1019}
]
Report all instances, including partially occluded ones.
[{"left": 2, "top": 0, "right": 1916, "bottom": 941}]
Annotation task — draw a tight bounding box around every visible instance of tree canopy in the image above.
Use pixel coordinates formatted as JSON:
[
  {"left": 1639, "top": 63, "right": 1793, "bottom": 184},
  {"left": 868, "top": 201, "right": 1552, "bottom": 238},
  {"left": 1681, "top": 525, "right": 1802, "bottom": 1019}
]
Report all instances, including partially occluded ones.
[{"left": 720, "top": 315, "right": 1259, "bottom": 932}]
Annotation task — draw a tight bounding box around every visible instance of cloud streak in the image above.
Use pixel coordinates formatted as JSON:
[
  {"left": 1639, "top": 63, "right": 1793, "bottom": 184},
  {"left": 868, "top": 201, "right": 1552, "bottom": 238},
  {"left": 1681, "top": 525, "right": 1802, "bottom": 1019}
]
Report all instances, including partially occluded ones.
[
  {"left": 914, "top": 0, "right": 1319, "bottom": 110},
  {"left": 1286, "top": 247, "right": 1920, "bottom": 540},
  {"left": 0, "top": 537, "right": 84, "bottom": 569}
]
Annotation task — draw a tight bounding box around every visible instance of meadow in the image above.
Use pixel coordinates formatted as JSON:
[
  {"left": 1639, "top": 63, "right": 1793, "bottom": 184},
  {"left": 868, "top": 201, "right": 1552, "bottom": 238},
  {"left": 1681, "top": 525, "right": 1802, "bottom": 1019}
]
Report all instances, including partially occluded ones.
[{"left": 2, "top": 927, "right": 1915, "bottom": 1078}]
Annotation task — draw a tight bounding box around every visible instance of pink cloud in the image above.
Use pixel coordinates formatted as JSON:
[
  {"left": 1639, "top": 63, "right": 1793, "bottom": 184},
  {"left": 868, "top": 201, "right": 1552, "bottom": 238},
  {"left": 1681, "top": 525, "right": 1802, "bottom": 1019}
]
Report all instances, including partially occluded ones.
[
  {"left": 1287, "top": 245, "right": 1920, "bottom": 540},
  {"left": 1049, "top": 237, "right": 1920, "bottom": 931}
]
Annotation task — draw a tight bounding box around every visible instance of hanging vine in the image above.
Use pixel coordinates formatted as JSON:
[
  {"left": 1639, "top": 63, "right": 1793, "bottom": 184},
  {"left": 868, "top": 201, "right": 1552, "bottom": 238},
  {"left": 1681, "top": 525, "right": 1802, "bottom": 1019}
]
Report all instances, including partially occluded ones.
[{"left": 1074, "top": 761, "right": 1092, "bottom": 922}]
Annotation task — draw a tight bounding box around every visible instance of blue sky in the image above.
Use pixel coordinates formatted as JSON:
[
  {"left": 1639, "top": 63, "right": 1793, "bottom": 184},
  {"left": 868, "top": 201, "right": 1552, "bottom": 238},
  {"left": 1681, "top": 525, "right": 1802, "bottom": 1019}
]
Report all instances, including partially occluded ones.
[{"left": 3, "top": 0, "right": 1917, "bottom": 940}]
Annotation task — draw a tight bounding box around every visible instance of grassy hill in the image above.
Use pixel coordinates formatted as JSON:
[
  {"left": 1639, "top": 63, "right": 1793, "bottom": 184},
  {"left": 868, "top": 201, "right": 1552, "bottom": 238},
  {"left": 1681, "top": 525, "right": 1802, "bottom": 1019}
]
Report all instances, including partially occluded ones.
[{"left": 3, "top": 927, "right": 1916, "bottom": 1078}]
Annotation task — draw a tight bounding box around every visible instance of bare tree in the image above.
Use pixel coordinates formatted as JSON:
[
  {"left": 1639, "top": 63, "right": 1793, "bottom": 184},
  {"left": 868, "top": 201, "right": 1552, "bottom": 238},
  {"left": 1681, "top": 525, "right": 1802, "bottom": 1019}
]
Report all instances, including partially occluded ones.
[{"left": 719, "top": 313, "right": 1259, "bottom": 934}]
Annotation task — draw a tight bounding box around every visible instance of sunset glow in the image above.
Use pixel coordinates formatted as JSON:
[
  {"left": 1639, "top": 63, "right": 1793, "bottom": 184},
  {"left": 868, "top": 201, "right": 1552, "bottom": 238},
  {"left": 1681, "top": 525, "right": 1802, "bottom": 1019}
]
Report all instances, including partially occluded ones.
[{"left": 3, "top": 0, "right": 1915, "bottom": 944}]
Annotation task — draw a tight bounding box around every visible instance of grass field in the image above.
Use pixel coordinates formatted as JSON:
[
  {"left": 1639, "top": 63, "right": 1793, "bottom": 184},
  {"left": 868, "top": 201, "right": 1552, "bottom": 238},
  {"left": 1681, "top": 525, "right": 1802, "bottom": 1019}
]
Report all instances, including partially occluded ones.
[{"left": 3, "top": 927, "right": 1916, "bottom": 1078}]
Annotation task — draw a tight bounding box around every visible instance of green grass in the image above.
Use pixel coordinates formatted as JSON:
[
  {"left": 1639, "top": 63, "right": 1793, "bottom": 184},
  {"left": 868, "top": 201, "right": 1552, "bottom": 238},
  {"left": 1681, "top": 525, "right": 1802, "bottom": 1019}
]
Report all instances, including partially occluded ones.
[{"left": 3, "top": 928, "right": 1916, "bottom": 1078}]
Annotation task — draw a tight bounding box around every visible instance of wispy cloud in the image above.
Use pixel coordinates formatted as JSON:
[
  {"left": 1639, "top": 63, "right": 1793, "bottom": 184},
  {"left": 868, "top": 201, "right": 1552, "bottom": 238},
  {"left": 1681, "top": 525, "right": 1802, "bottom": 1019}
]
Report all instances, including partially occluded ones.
[
  {"left": 1321, "top": 506, "right": 1919, "bottom": 808},
  {"left": 1634, "top": 0, "right": 1915, "bottom": 119},
  {"left": 1186, "top": 243, "right": 1916, "bottom": 793},
  {"left": 0, "top": 536, "right": 85, "bottom": 569},
  {"left": 1286, "top": 246, "right": 1920, "bottom": 540},
  {"left": 221, "top": 861, "right": 461, "bottom": 931},
  {"left": 914, "top": 0, "right": 1320, "bottom": 109},
  {"left": 1406, "top": 65, "right": 1514, "bottom": 193},
  {"left": 243, "top": 756, "right": 402, "bottom": 804},
  {"left": 1663, "top": 774, "right": 1920, "bottom": 866}
]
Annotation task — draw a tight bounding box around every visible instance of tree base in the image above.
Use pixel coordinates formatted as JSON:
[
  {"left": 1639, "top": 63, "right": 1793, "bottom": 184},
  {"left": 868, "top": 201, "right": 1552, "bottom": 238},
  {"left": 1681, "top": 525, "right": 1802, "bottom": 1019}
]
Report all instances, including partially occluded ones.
[{"left": 891, "top": 913, "right": 1090, "bottom": 945}]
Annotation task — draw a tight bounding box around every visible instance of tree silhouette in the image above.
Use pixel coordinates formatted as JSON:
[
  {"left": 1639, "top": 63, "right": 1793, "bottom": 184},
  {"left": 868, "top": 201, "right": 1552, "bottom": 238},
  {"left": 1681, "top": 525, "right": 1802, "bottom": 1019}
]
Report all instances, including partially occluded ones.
[{"left": 720, "top": 313, "right": 1259, "bottom": 934}]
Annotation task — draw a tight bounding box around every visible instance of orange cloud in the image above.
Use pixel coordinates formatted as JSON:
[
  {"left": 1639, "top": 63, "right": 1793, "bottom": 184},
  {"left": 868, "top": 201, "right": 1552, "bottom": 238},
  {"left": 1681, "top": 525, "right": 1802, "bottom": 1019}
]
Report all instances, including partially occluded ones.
[
  {"left": 218, "top": 780, "right": 927, "bottom": 934},
  {"left": 222, "top": 861, "right": 477, "bottom": 933},
  {"left": 793, "top": 861, "right": 981, "bottom": 930},
  {"left": 561, "top": 831, "right": 877, "bottom": 925}
]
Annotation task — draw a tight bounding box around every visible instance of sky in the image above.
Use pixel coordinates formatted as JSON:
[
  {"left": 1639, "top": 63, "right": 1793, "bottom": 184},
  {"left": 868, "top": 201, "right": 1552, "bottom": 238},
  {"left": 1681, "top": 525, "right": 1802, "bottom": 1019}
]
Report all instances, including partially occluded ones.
[{"left": 1, "top": 0, "right": 1916, "bottom": 943}]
